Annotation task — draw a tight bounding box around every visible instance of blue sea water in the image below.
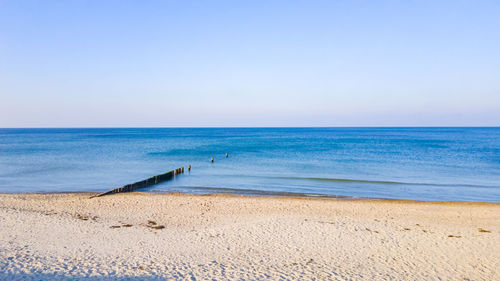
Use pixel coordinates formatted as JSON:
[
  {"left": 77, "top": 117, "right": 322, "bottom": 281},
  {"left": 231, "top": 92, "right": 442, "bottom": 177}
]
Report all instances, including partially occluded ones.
[{"left": 0, "top": 128, "right": 499, "bottom": 202}]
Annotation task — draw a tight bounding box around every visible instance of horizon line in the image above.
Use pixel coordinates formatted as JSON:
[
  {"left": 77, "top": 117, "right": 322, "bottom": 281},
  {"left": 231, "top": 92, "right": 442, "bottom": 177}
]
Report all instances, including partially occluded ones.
[{"left": 1, "top": 126, "right": 499, "bottom": 129}]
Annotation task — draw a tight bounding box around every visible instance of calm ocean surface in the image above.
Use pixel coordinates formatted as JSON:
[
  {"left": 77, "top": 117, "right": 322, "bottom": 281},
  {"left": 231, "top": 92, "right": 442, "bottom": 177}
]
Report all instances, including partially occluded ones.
[{"left": 0, "top": 128, "right": 499, "bottom": 202}]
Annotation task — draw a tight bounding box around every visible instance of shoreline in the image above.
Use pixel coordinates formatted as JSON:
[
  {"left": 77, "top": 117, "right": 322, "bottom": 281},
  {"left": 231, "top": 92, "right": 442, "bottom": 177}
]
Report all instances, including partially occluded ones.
[
  {"left": 1, "top": 191, "right": 499, "bottom": 205},
  {"left": 1, "top": 192, "right": 499, "bottom": 280}
]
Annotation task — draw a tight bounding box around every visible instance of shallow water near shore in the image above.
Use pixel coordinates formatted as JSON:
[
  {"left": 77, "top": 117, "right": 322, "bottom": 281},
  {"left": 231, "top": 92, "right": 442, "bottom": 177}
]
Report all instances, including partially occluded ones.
[{"left": 0, "top": 127, "right": 499, "bottom": 202}]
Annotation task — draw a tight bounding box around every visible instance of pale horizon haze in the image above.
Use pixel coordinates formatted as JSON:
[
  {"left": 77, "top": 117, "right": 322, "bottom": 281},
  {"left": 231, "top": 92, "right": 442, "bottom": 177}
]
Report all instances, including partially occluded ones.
[{"left": 1, "top": 1, "right": 499, "bottom": 127}]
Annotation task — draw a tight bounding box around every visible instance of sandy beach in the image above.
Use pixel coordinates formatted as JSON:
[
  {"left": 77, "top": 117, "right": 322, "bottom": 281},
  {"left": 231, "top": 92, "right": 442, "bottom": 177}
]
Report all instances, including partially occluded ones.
[{"left": 0, "top": 193, "right": 499, "bottom": 280}]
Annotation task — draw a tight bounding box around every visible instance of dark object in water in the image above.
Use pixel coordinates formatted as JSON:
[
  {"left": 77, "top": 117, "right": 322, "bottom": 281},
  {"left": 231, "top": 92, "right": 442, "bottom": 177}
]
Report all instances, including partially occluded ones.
[{"left": 91, "top": 167, "right": 184, "bottom": 198}]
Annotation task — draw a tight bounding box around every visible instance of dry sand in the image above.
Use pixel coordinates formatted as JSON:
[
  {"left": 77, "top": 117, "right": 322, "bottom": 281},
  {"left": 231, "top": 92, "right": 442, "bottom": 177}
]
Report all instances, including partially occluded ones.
[{"left": 0, "top": 192, "right": 499, "bottom": 280}]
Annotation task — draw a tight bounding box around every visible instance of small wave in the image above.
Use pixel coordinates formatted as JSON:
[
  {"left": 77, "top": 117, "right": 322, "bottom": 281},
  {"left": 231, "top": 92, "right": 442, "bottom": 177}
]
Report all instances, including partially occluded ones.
[
  {"left": 215, "top": 174, "right": 499, "bottom": 189},
  {"left": 280, "top": 176, "right": 498, "bottom": 188},
  {"left": 288, "top": 177, "right": 403, "bottom": 185},
  {"left": 155, "top": 186, "right": 354, "bottom": 199}
]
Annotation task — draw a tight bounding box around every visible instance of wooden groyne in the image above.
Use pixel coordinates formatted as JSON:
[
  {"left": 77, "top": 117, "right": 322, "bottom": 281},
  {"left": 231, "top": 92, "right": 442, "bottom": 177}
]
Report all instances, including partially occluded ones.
[{"left": 91, "top": 167, "right": 185, "bottom": 198}]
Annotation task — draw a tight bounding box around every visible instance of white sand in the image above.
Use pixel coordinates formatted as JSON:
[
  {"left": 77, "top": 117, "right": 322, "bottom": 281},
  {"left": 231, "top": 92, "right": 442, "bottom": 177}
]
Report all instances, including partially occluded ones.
[{"left": 0, "top": 193, "right": 499, "bottom": 280}]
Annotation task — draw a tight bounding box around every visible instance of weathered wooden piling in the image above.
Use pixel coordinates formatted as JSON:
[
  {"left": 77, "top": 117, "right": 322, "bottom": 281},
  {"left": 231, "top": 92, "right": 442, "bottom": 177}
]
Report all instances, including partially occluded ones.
[{"left": 91, "top": 167, "right": 185, "bottom": 198}]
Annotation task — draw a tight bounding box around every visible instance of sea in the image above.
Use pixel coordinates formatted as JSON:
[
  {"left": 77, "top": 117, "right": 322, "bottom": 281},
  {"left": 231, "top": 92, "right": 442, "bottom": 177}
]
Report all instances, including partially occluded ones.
[{"left": 0, "top": 127, "right": 499, "bottom": 202}]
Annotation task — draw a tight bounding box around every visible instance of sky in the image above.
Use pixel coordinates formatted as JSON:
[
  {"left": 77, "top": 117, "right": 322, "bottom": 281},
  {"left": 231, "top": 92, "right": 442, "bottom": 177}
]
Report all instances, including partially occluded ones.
[{"left": 0, "top": 0, "right": 499, "bottom": 127}]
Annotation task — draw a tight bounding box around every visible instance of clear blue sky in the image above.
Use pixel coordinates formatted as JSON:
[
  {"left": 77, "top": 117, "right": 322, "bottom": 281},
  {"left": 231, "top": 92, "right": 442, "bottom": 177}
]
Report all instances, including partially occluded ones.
[{"left": 1, "top": 0, "right": 499, "bottom": 127}]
